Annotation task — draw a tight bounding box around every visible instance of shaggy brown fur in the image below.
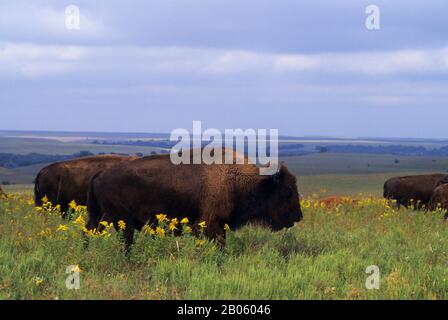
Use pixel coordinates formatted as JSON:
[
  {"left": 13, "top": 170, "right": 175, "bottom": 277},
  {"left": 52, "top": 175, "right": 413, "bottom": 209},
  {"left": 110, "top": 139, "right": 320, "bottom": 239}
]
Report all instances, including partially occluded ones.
[
  {"left": 320, "top": 196, "right": 359, "bottom": 209},
  {"left": 383, "top": 174, "right": 448, "bottom": 209},
  {"left": 86, "top": 150, "right": 303, "bottom": 250},
  {"left": 428, "top": 184, "right": 448, "bottom": 219},
  {"left": 34, "top": 155, "right": 137, "bottom": 213}
]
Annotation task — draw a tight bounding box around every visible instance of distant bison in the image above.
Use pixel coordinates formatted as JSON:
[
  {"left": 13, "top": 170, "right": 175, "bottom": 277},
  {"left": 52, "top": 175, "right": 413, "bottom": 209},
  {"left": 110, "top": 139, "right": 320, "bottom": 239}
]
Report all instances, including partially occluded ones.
[
  {"left": 34, "top": 155, "right": 137, "bottom": 213},
  {"left": 428, "top": 184, "right": 448, "bottom": 218},
  {"left": 0, "top": 186, "right": 7, "bottom": 199},
  {"left": 319, "top": 196, "right": 359, "bottom": 209},
  {"left": 86, "top": 150, "right": 303, "bottom": 250},
  {"left": 383, "top": 174, "right": 448, "bottom": 209}
]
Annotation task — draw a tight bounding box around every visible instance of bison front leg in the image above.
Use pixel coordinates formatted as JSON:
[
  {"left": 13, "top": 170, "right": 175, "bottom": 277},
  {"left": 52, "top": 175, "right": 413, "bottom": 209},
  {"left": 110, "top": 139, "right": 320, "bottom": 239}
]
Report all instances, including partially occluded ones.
[
  {"left": 200, "top": 217, "right": 227, "bottom": 249},
  {"left": 212, "top": 228, "right": 226, "bottom": 250},
  {"left": 120, "top": 223, "right": 135, "bottom": 257},
  {"left": 199, "top": 182, "right": 234, "bottom": 249}
]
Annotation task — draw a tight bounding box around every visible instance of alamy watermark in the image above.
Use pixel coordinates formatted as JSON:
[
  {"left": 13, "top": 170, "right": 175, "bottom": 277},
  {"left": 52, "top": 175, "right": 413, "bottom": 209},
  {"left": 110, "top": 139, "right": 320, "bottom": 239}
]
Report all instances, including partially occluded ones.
[
  {"left": 65, "top": 5, "right": 81, "bottom": 30},
  {"left": 170, "top": 121, "right": 279, "bottom": 175},
  {"left": 365, "top": 5, "right": 380, "bottom": 30},
  {"left": 365, "top": 265, "right": 380, "bottom": 290},
  {"left": 65, "top": 265, "right": 81, "bottom": 290}
]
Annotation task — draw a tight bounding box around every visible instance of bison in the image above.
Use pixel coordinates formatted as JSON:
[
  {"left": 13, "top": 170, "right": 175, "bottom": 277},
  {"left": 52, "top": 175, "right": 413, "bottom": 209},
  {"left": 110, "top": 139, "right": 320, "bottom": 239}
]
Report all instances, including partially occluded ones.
[
  {"left": 34, "top": 155, "right": 137, "bottom": 213},
  {"left": 0, "top": 186, "right": 7, "bottom": 199},
  {"left": 428, "top": 183, "right": 448, "bottom": 218},
  {"left": 319, "top": 196, "right": 359, "bottom": 209},
  {"left": 383, "top": 174, "right": 448, "bottom": 209},
  {"left": 85, "top": 150, "right": 303, "bottom": 251}
]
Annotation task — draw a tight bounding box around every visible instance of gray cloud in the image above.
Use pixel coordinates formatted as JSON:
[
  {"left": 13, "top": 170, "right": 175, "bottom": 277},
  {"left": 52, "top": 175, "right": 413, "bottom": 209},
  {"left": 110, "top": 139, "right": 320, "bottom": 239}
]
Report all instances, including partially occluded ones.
[{"left": 0, "top": 0, "right": 447, "bottom": 138}]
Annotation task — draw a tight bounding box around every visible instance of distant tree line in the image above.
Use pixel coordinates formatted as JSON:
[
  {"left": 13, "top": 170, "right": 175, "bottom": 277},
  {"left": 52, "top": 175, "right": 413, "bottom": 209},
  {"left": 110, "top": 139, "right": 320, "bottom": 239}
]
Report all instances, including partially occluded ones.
[
  {"left": 0, "top": 151, "right": 97, "bottom": 169},
  {"left": 91, "top": 139, "right": 176, "bottom": 148},
  {"left": 4, "top": 143, "right": 448, "bottom": 170},
  {"left": 91, "top": 139, "right": 305, "bottom": 156},
  {"left": 315, "top": 145, "right": 448, "bottom": 156}
]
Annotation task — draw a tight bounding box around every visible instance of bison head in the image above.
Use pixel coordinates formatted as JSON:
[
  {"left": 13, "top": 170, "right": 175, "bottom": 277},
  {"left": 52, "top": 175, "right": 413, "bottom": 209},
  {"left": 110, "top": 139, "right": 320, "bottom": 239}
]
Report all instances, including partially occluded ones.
[{"left": 254, "top": 164, "right": 303, "bottom": 231}]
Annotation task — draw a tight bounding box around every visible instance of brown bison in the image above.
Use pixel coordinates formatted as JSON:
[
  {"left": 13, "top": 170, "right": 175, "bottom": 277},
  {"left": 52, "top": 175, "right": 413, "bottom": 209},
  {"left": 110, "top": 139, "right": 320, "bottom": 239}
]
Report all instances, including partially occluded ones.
[
  {"left": 383, "top": 174, "right": 448, "bottom": 209},
  {"left": 34, "top": 155, "right": 137, "bottom": 213},
  {"left": 319, "top": 196, "right": 359, "bottom": 209},
  {"left": 428, "top": 184, "right": 448, "bottom": 218},
  {"left": 86, "top": 150, "right": 303, "bottom": 250},
  {"left": 0, "top": 186, "right": 7, "bottom": 199}
]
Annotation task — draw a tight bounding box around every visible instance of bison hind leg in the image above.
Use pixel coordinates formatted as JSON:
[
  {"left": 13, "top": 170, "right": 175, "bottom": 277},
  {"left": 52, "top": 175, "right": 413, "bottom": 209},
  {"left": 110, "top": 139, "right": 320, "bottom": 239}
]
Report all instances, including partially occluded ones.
[
  {"left": 83, "top": 210, "right": 108, "bottom": 250},
  {"left": 120, "top": 222, "right": 135, "bottom": 258}
]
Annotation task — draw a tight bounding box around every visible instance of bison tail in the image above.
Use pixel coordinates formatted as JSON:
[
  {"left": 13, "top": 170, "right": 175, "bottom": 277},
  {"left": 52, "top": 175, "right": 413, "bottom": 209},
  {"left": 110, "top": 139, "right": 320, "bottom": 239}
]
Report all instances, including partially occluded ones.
[
  {"left": 86, "top": 173, "right": 102, "bottom": 231},
  {"left": 383, "top": 181, "right": 391, "bottom": 199},
  {"left": 34, "top": 171, "right": 43, "bottom": 207}
]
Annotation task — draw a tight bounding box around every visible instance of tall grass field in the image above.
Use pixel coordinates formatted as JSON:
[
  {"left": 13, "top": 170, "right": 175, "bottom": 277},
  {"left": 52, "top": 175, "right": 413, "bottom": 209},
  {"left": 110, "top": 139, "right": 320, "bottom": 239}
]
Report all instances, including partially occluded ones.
[{"left": 0, "top": 192, "right": 447, "bottom": 300}]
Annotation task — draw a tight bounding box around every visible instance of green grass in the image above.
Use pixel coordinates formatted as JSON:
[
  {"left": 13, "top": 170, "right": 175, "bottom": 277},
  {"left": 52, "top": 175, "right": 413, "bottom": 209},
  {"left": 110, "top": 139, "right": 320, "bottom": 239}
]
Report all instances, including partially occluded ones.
[
  {"left": 298, "top": 172, "right": 434, "bottom": 197},
  {"left": 2, "top": 184, "right": 33, "bottom": 193},
  {"left": 284, "top": 153, "right": 448, "bottom": 176},
  {"left": 1, "top": 193, "right": 447, "bottom": 300},
  {"left": 0, "top": 137, "right": 164, "bottom": 155},
  {"left": 0, "top": 136, "right": 168, "bottom": 184}
]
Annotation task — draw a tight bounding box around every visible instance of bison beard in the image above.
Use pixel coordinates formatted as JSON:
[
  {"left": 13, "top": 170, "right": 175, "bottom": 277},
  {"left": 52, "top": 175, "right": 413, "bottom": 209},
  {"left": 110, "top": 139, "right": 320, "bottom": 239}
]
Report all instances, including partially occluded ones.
[
  {"left": 383, "top": 174, "right": 448, "bottom": 209},
  {"left": 85, "top": 152, "right": 303, "bottom": 252},
  {"left": 34, "top": 155, "right": 137, "bottom": 214}
]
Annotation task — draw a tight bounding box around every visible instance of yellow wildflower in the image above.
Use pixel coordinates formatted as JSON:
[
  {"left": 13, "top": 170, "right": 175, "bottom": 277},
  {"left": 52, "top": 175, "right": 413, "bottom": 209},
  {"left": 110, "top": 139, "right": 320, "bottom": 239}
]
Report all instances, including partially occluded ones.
[
  {"left": 33, "top": 276, "right": 44, "bottom": 286},
  {"left": 56, "top": 224, "right": 68, "bottom": 232},
  {"left": 73, "top": 214, "right": 85, "bottom": 227},
  {"left": 100, "top": 221, "right": 113, "bottom": 228},
  {"left": 181, "top": 217, "right": 189, "bottom": 224},
  {"left": 99, "top": 230, "right": 111, "bottom": 238},
  {"left": 143, "top": 225, "right": 155, "bottom": 235},
  {"left": 156, "top": 214, "right": 168, "bottom": 222},
  {"left": 69, "top": 200, "right": 77, "bottom": 210},
  {"left": 198, "top": 221, "right": 207, "bottom": 229},
  {"left": 156, "top": 226, "right": 165, "bottom": 237},
  {"left": 169, "top": 222, "right": 177, "bottom": 231},
  {"left": 42, "top": 196, "right": 49, "bottom": 204},
  {"left": 118, "top": 220, "right": 126, "bottom": 230},
  {"left": 183, "top": 226, "right": 192, "bottom": 234},
  {"left": 76, "top": 205, "right": 87, "bottom": 214},
  {"left": 71, "top": 265, "right": 81, "bottom": 273},
  {"left": 224, "top": 223, "right": 230, "bottom": 231},
  {"left": 38, "top": 228, "right": 52, "bottom": 237},
  {"left": 196, "top": 239, "right": 205, "bottom": 246}
]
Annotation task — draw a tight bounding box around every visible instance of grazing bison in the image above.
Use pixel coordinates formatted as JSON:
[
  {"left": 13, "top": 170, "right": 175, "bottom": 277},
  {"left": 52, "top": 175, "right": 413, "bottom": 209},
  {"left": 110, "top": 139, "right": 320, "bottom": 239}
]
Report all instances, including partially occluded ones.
[
  {"left": 0, "top": 186, "right": 7, "bottom": 199},
  {"left": 86, "top": 150, "right": 303, "bottom": 250},
  {"left": 383, "top": 174, "right": 448, "bottom": 209},
  {"left": 428, "top": 184, "right": 448, "bottom": 218},
  {"left": 34, "top": 155, "right": 137, "bottom": 213},
  {"left": 319, "top": 196, "right": 359, "bottom": 209}
]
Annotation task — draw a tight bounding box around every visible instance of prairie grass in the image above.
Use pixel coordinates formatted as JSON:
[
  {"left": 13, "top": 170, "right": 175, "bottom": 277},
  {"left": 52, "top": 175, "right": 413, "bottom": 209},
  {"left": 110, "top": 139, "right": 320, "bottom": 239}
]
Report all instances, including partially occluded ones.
[{"left": 0, "top": 193, "right": 447, "bottom": 300}]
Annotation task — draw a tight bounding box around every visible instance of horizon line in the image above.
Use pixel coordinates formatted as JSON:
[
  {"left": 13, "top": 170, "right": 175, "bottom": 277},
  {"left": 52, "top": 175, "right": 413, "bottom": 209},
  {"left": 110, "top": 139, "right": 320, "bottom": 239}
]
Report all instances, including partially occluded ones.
[{"left": 1, "top": 128, "right": 448, "bottom": 143}]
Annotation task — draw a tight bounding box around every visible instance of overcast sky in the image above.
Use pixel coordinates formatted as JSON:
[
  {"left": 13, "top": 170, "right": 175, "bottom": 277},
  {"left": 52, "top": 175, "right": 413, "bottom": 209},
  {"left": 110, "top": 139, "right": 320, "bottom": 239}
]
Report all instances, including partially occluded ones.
[{"left": 0, "top": 0, "right": 447, "bottom": 138}]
